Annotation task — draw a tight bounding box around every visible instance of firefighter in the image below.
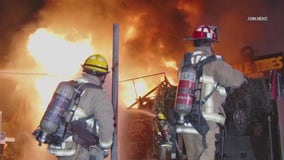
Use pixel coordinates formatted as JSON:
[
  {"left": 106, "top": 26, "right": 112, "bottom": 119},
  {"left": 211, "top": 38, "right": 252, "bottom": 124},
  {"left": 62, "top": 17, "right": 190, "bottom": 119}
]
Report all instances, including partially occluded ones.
[
  {"left": 180, "top": 25, "right": 246, "bottom": 160},
  {"left": 47, "top": 54, "right": 114, "bottom": 160},
  {"left": 155, "top": 112, "right": 172, "bottom": 146}
]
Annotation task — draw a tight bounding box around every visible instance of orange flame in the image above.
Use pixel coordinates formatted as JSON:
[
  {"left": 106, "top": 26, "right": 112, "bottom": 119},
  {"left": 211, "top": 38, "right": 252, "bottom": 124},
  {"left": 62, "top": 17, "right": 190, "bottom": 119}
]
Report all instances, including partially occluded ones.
[
  {"left": 164, "top": 60, "right": 178, "bottom": 71},
  {"left": 120, "top": 79, "right": 151, "bottom": 107},
  {"left": 27, "top": 28, "right": 178, "bottom": 110},
  {"left": 27, "top": 28, "right": 94, "bottom": 109}
]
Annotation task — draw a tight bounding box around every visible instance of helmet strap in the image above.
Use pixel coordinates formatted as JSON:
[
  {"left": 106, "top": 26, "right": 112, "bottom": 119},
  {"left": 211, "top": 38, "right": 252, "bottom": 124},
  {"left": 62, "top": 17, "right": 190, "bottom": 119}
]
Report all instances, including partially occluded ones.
[
  {"left": 99, "top": 75, "right": 107, "bottom": 85},
  {"left": 209, "top": 43, "right": 215, "bottom": 54}
]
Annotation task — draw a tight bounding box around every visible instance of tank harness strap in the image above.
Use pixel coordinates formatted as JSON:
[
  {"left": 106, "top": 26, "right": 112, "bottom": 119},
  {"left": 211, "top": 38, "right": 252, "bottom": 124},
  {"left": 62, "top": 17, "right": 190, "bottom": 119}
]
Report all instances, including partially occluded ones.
[
  {"left": 200, "top": 83, "right": 219, "bottom": 105},
  {"left": 77, "top": 114, "right": 94, "bottom": 122},
  {"left": 69, "top": 81, "right": 102, "bottom": 110},
  {"left": 187, "top": 55, "right": 219, "bottom": 149},
  {"left": 63, "top": 81, "right": 102, "bottom": 140},
  {"left": 68, "top": 81, "right": 102, "bottom": 125}
]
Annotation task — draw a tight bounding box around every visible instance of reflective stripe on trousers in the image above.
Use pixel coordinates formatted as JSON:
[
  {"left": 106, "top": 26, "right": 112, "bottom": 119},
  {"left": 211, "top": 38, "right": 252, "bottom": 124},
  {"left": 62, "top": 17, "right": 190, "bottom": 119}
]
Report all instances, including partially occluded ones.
[{"left": 176, "top": 113, "right": 225, "bottom": 134}]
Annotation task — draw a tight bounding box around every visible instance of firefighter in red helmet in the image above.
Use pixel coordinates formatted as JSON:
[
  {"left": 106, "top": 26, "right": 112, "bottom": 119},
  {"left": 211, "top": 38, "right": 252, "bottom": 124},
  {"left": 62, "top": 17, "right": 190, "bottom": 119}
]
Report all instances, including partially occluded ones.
[
  {"left": 178, "top": 25, "right": 246, "bottom": 160},
  {"left": 33, "top": 54, "right": 114, "bottom": 160}
]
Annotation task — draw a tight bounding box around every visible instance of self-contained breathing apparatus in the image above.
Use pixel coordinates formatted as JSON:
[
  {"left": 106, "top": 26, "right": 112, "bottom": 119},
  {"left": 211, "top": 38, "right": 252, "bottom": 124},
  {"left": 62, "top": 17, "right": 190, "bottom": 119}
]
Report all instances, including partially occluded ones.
[
  {"left": 175, "top": 53, "right": 219, "bottom": 147},
  {"left": 33, "top": 80, "right": 102, "bottom": 147}
]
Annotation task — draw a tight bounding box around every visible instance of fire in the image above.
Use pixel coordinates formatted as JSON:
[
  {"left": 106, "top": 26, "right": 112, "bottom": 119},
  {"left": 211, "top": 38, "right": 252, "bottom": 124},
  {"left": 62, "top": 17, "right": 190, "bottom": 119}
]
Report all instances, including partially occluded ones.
[
  {"left": 27, "top": 27, "right": 158, "bottom": 110},
  {"left": 120, "top": 79, "right": 151, "bottom": 107},
  {"left": 177, "top": 1, "right": 201, "bottom": 23},
  {"left": 165, "top": 60, "right": 178, "bottom": 71},
  {"left": 27, "top": 28, "right": 94, "bottom": 76},
  {"left": 27, "top": 28, "right": 94, "bottom": 108},
  {"left": 27, "top": 28, "right": 177, "bottom": 110},
  {"left": 163, "top": 59, "right": 178, "bottom": 85},
  {"left": 125, "top": 25, "right": 136, "bottom": 41}
]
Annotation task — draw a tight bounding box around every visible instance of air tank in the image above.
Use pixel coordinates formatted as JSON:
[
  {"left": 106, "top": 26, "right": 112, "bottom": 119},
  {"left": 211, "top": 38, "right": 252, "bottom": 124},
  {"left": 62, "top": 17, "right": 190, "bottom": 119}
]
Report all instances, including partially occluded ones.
[
  {"left": 39, "top": 81, "right": 75, "bottom": 143},
  {"left": 175, "top": 65, "right": 197, "bottom": 124}
]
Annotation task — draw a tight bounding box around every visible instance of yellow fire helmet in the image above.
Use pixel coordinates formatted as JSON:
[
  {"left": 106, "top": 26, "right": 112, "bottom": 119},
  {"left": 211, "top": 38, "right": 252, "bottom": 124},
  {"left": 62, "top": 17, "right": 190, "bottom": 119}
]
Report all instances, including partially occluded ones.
[
  {"left": 82, "top": 54, "right": 110, "bottom": 76},
  {"left": 157, "top": 112, "right": 166, "bottom": 120}
]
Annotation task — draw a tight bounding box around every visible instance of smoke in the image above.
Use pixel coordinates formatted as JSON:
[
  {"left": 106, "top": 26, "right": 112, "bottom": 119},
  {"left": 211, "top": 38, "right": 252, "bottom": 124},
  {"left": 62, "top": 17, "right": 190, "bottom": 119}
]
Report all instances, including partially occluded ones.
[
  {"left": 194, "top": 0, "right": 284, "bottom": 63},
  {"left": 0, "top": 0, "right": 44, "bottom": 65},
  {"left": 1, "top": 0, "right": 283, "bottom": 75},
  {"left": 33, "top": 0, "right": 200, "bottom": 81},
  {"left": 0, "top": 0, "right": 283, "bottom": 159}
]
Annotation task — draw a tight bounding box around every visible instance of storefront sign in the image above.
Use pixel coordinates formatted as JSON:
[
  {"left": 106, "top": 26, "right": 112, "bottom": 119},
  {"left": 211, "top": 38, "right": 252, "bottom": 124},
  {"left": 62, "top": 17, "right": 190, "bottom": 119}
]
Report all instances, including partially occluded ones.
[{"left": 233, "top": 52, "right": 284, "bottom": 78}]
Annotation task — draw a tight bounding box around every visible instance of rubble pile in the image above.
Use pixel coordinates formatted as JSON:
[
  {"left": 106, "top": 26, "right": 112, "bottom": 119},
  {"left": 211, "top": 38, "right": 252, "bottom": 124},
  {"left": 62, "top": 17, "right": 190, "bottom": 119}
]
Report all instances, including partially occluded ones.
[{"left": 152, "top": 80, "right": 177, "bottom": 124}]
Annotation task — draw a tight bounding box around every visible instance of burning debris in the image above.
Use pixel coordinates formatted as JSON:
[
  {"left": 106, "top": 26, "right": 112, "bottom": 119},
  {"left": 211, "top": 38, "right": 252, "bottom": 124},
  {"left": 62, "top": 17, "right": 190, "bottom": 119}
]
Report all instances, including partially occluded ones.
[{"left": 152, "top": 78, "right": 177, "bottom": 126}]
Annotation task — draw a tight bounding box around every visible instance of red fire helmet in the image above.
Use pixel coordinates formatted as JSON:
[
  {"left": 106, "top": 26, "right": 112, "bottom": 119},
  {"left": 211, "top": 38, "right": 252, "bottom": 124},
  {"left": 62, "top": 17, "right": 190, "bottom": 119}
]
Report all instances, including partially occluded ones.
[{"left": 184, "top": 25, "right": 218, "bottom": 42}]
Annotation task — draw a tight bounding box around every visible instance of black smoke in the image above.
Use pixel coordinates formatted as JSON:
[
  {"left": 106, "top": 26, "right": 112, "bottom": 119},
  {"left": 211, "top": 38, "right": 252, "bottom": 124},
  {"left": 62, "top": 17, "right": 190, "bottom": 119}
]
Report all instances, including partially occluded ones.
[
  {"left": 1, "top": 0, "right": 284, "bottom": 74},
  {"left": 0, "top": 0, "right": 44, "bottom": 66}
]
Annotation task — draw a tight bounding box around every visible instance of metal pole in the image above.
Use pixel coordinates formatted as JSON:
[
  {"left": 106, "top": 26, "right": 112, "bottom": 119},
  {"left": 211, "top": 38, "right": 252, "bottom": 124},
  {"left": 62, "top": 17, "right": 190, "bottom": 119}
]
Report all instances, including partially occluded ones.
[
  {"left": 268, "top": 116, "right": 274, "bottom": 160},
  {"left": 0, "top": 111, "right": 2, "bottom": 132},
  {"left": 0, "top": 111, "right": 3, "bottom": 158},
  {"left": 111, "top": 24, "right": 119, "bottom": 160}
]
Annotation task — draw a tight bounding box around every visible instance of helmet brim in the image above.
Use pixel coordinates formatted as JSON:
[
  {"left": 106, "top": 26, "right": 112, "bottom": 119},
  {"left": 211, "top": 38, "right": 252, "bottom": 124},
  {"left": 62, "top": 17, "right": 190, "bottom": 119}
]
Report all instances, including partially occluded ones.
[
  {"left": 183, "top": 37, "right": 218, "bottom": 42},
  {"left": 81, "top": 65, "right": 110, "bottom": 76},
  {"left": 183, "top": 37, "right": 197, "bottom": 41}
]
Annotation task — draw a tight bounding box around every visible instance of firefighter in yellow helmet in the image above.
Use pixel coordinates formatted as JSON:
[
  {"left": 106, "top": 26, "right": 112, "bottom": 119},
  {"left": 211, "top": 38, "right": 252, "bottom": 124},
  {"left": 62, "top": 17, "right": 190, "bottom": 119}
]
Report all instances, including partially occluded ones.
[
  {"left": 36, "top": 54, "right": 114, "bottom": 160},
  {"left": 81, "top": 54, "right": 110, "bottom": 84},
  {"left": 177, "top": 25, "right": 246, "bottom": 160}
]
